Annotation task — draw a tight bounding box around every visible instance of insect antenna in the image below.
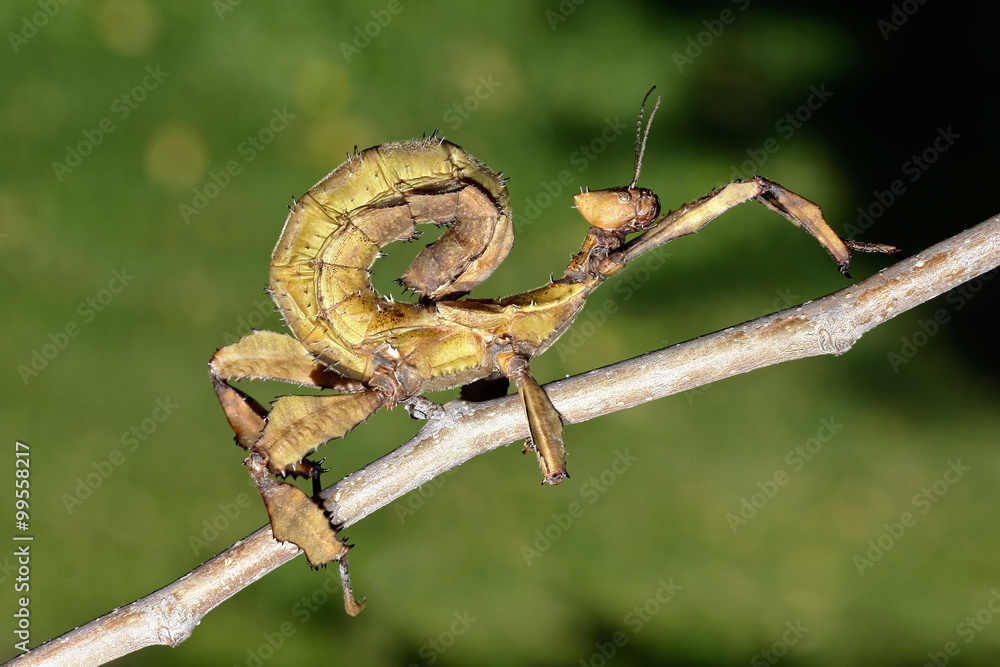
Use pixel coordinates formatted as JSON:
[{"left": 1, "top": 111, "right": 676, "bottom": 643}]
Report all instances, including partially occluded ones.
[{"left": 631, "top": 86, "right": 662, "bottom": 189}]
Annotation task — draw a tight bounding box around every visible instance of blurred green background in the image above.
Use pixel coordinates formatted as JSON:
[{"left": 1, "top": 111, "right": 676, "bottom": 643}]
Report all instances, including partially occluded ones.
[{"left": 3, "top": 1, "right": 1000, "bottom": 665}]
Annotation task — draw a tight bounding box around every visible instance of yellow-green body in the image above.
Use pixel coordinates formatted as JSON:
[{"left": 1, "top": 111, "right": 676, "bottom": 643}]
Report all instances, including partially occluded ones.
[
  {"left": 268, "top": 137, "right": 595, "bottom": 401},
  {"left": 209, "top": 102, "right": 883, "bottom": 573}
]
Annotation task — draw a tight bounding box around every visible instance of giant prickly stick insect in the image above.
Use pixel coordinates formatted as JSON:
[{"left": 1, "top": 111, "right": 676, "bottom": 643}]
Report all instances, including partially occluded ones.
[{"left": 209, "top": 90, "right": 895, "bottom": 613}]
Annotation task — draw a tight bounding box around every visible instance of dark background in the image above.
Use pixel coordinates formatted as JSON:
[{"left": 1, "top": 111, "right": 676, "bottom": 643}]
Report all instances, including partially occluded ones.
[{"left": 3, "top": 1, "right": 999, "bottom": 664}]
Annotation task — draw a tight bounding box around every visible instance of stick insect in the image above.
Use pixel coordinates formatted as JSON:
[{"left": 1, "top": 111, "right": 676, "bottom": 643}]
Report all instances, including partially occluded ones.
[{"left": 210, "top": 89, "right": 896, "bottom": 613}]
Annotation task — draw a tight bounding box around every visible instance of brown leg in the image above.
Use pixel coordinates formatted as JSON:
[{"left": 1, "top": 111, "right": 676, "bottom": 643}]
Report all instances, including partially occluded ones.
[
  {"left": 604, "top": 176, "right": 860, "bottom": 276},
  {"left": 209, "top": 330, "right": 379, "bottom": 475},
  {"left": 246, "top": 453, "right": 366, "bottom": 614},
  {"left": 496, "top": 351, "right": 568, "bottom": 484},
  {"left": 209, "top": 330, "right": 373, "bottom": 611}
]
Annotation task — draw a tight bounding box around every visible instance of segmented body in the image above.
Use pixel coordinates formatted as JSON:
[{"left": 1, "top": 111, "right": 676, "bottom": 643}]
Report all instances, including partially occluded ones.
[
  {"left": 268, "top": 137, "right": 593, "bottom": 403},
  {"left": 211, "top": 90, "right": 895, "bottom": 581}
]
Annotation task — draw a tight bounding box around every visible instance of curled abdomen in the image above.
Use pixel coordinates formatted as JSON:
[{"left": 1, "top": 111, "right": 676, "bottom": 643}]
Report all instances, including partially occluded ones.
[{"left": 269, "top": 138, "right": 513, "bottom": 382}]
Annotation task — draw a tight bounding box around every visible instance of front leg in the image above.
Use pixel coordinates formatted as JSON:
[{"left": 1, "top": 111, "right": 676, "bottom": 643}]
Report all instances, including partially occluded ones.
[{"left": 596, "top": 176, "right": 896, "bottom": 277}]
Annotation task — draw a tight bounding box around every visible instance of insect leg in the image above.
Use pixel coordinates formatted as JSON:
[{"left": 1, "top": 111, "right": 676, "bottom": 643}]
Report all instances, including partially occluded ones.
[
  {"left": 209, "top": 329, "right": 372, "bottom": 475},
  {"left": 599, "top": 176, "right": 895, "bottom": 278},
  {"left": 255, "top": 390, "right": 386, "bottom": 473},
  {"left": 246, "top": 452, "right": 366, "bottom": 614},
  {"left": 211, "top": 330, "right": 375, "bottom": 602},
  {"left": 210, "top": 330, "right": 365, "bottom": 392},
  {"left": 496, "top": 351, "right": 568, "bottom": 484}
]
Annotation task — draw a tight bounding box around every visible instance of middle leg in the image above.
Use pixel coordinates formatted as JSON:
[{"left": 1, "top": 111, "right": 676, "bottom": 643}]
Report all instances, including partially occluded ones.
[{"left": 496, "top": 350, "right": 568, "bottom": 484}]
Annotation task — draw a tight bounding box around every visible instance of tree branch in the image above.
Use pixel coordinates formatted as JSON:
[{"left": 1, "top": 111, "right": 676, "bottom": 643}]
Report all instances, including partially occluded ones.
[{"left": 8, "top": 213, "right": 999, "bottom": 667}]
